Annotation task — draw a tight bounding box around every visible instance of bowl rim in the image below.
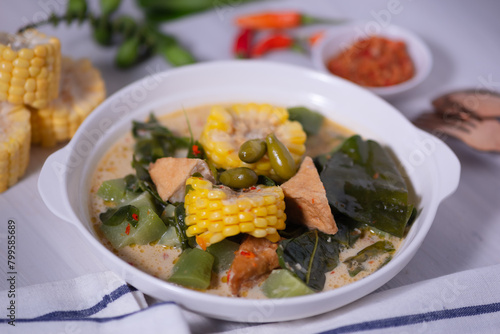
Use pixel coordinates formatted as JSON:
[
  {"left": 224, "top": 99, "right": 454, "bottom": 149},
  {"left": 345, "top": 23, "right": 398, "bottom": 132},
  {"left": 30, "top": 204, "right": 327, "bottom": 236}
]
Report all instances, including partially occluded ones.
[
  {"left": 311, "top": 21, "right": 433, "bottom": 97},
  {"left": 39, "top": 60, "right": 458, "bottom": 322}
]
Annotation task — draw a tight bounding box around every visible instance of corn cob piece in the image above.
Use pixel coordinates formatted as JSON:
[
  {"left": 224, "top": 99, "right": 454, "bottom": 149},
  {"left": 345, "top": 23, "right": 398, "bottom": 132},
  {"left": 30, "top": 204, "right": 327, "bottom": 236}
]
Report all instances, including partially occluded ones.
[
  {"left": 199, "top": 103, "right": 306, "bottom": 179},
  {"left": 30, "top": 56, "right": 106, "bottom": 147},
  {"left": 0, "top": 102, "right": 31, "bottom": 193},
  {"left": 0, "top": 30, "right": 61, "bottom": 109},
  {"left": 184, "top": 176, "right": 286, "bottom": 249}
]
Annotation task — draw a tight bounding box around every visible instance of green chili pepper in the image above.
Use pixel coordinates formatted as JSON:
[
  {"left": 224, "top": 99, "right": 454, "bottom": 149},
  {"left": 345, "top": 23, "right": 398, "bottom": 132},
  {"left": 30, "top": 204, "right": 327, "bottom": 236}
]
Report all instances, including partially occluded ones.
[
  {"left": 219, "top": 167, "right": 258, "bottom": 189},
  {"left": 113, "top": 15, "right": 137, "bottom": 38},
  {"left": 100, "top": 0, "right": 122, "bottom": 16},
  {"left": 66, "top": 0, "right": 87, "bottom": 23},
  {"left": 115, "top": 36, "right": 140, "bottom": 68},
  {"left": 159, "top": 42, "right": 195, "bottom": 67},
  {"left": 266, "top": 133, "right": 297, "bottom": 180},
  {"left": 238, "top": 139, "right": 267, "bottom": 163},
  {"left": 92, "top": 16, "right": 112, "bottom": 46}
]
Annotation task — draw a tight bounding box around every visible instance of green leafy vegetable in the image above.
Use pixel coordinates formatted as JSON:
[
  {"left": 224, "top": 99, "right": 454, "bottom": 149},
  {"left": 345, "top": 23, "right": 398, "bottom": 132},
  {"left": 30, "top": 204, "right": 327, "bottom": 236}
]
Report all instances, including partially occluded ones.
[
  {"left": 206, "top": 239, "right": 240, "bottom": 272},
  {"left": 99, "top": 192, "right": 167, "bottom": 248},
  {"left": 132, "top": 113, "right": 189, "bottom": 163},
  {"left": 97, "top": 176, "right": 140, "bottom": 204},
  {"left": 343, "top": 241, "right": 395, "bottom": 277},
  {"left": 171, "top": 204, "right": 195, "bottom": 250},
  {"left": 287, "top": 106, "right": 324, "bottom": 136},
  {"left": 100, "top": 204, "right": 140, "bottom": 227},
  {"left": 320, "top": 135, "right": 413, "bottom": 238},
  {"left": 277, "top": 229, "right": 340, "bottom": 291}
]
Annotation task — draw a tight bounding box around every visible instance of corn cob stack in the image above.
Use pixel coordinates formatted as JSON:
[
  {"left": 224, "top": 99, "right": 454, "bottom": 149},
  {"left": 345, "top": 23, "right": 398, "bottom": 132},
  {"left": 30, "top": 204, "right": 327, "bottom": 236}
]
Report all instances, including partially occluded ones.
[
  {"left": 30, "top": 57, "right": 106, "bottom": 146},
  {"left": 0, "top": 30, "right": 61, "bottom": 109},
  {"left": 0, "top": 29, "right": 106, "bottom": 191},
  {"left": 184, "top": 176, "right": 286, "bottom": 249},
  {"left": 0, "top": 102, "right": 31, "bottom": 192},
  {"left": 199, "top": 103, "right": 306, "bottom": 179}
]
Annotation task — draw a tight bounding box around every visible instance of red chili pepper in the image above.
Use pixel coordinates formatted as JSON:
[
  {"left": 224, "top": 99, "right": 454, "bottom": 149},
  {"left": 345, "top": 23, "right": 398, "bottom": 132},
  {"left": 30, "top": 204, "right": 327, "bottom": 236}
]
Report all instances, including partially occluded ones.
[
  {"left": 233, "top": 28, "right": 253, "bottom": 59},
  {"left": 240, "top": 250, "right": 256, "bottom": 258},
  {"left": 192, "top": 145, "right": 201, "bottom": 155},
  {"left": 251, "top": 32, "right": 295, "bottom": 58},
  {"left": 125, "top": 223, "right": 131, "bottom": 235},
  {"left": 235, "top": 11, "right": 342, "bottom": 30},
  {"left": 132, "top": 213, "right": 139, "bottom": 221}
]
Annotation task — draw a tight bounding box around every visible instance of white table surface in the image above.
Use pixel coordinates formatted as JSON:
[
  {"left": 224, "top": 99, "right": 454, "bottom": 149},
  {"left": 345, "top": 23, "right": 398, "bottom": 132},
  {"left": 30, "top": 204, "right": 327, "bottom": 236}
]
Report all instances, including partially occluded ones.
[{"left": 1, "top": 0, "right": 500, "bottom": 329}]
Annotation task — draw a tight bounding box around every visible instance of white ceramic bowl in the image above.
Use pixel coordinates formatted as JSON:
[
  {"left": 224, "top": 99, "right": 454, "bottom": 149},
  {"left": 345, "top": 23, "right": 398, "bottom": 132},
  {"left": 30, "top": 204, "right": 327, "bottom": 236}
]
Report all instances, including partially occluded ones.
[
  {"left": 311, "top": 22, "right": 433, "bottom": 97},
  {"left": 38, "top": 61, "right": 459, "bottom": 323}
]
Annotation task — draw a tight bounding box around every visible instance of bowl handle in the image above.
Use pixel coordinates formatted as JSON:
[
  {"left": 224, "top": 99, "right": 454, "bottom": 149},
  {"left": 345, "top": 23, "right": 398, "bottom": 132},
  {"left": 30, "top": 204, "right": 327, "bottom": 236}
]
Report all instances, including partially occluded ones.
[
  {"left": 419, "top": 131, "right": 461, "bottom": 201},
  {"left": 38, "top": 148, "right": 78, "bottom": 224}
]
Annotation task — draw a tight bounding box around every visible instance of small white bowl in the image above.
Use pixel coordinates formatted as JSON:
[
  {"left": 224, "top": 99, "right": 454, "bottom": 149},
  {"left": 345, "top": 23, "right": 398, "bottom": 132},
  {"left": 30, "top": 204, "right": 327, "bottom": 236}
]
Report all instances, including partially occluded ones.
[{"left": 311, "top": 22, "right": 433, "bottom": 97}]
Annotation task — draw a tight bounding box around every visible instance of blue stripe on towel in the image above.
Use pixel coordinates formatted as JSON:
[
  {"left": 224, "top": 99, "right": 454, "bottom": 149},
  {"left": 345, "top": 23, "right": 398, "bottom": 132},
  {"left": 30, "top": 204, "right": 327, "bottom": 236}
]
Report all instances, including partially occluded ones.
[
  {"left": 0, "top": 301, "right": 177, "bottom": 324},
  {"left": 320, "top": 302, "right": 500, "bottom": 334},
  {"left": 0, "top": 284, "right": 141, "bottom": 323}
]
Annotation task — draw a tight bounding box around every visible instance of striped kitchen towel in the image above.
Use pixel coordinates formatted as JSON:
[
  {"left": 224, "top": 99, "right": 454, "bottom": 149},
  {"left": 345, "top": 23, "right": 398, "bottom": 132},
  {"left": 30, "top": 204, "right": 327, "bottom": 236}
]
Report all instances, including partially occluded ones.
[
  {"left": 0, "top": 271, "right": 190, "bottom": 334},
  {"left": 185, "top": 264, "right": 500, "bottom": 334}
]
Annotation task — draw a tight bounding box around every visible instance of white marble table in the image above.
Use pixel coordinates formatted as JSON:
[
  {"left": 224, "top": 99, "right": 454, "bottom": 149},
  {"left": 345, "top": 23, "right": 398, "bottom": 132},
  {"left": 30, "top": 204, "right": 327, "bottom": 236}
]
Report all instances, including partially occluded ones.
[{"left": 1, "top": 0, "right": 500, "bottom": 330}]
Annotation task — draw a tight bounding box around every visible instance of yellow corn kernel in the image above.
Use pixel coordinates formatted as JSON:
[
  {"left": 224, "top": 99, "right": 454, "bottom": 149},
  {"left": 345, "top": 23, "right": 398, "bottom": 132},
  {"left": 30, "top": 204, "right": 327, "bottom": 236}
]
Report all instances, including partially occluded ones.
[
  {"left": 222, "top": 225, "right": 240, "bottom": 237},
  {"left": 184, "top": 177, "right": 286, "bottom": 249},
  {"left": 222, "top": 203, "right": 238, "bottom": 215},
  {"left": 29, "top": 56, "right": 105, "bottom": 147},
  {"left": 250, "top": 229, "right": 267, "bottom": 238},
  {"left": 208, "top": 189, "right": 226, "bottom": 200},
  {"left": 0, "top": 103, "right": 31, "bottom": 193},
  {"left": 13, "top": 58, "right": 30, "bottom": 69},
  {"left": 253, "top": 207, "right": 267, "bottom": 217},
  {"left": 222, "top": 215, "right": 239, "bottom": 225},
  {"left": 2, "top": 49, "right": 17, "bottom": 61},
  {"left": 254, "top": 218, "right": 268, "bottom": 228},
  {"left": 240, "top": 222, "right": 255, "bottom": 233},
  {"left": 19, "top": 49, "right": 35, "bottom": 60},
  {"left": 208, "top": 211, "right": 222, "bottom": 221},
  {"left": 266, "top": 232, "right": 281, "bottom": 243},
  {"left": 238, "top": 211, "right": 254, "bottom": 222},
  {"left": 0, "top": 30, "right": 61, "bottom": 108}
]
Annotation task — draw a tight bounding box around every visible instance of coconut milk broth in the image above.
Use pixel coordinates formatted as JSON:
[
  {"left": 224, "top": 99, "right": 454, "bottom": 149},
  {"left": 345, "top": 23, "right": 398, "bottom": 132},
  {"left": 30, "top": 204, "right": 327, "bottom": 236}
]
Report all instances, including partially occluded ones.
[{"left": 89, "top": 105, "right": 403, "bottom": 298}]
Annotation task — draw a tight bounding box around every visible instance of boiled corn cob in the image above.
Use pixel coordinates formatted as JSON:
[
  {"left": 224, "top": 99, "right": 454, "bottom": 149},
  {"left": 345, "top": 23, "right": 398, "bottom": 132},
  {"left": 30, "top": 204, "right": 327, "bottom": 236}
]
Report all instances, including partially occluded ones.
[
  {"left": 0, "top": 30, "right": 61, "bottom": 109},
  {"left": 30, "top": 56, "right": 106, "bottom": 147},
  {"left": 184, "top": 177, "right": 286, "bottom": 249},
  {"left": 199, "top": 103, "right": 306, "bottom": 179},
  {"left": 0, "top": 102, "right": 31, "bottom": 193}
]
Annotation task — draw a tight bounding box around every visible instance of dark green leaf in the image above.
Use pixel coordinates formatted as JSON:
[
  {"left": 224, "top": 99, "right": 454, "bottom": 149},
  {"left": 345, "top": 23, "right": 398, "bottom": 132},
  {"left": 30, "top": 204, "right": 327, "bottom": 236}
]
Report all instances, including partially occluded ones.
[
  {"left": 321, "top": 135, "right": 413, "bottom": 237},
  {"left": 171, "top": 204, "right": 195, "bottom": 250},
  {"left": 343, "top": 241, "right": 395, "bottom": 277},
  {"left": 100, "top": 205, "right": 140, "bottom": 227},
  {"left": 288, "top": 106, "right": 324, "bottom": 135},
  {"left": 257, "top": 175, "right": 276, "bottom": 186},
  {"left": 132, "top": 113, "right": 190, "bottom": 164},
  {"left": 277, "top": 229, "right": 340, "bottom": 291}
]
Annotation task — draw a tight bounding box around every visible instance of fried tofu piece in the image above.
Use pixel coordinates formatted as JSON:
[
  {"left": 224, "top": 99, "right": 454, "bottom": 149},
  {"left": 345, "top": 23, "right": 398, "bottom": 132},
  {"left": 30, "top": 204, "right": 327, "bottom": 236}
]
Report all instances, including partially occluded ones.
[
  {"left": 281, "top": 156, "right": 338, "bottom": 235},
  {"left": 229, "top": 236, "right": 280, "bottom": 296},
  {"left": 149, "top": 157, "right": 214, "bottom": 203}
]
